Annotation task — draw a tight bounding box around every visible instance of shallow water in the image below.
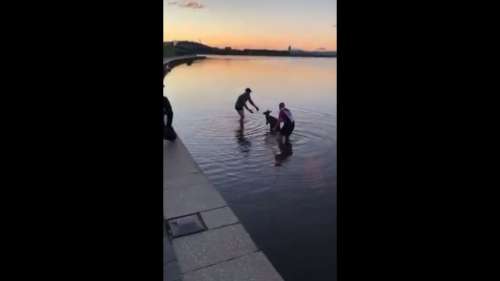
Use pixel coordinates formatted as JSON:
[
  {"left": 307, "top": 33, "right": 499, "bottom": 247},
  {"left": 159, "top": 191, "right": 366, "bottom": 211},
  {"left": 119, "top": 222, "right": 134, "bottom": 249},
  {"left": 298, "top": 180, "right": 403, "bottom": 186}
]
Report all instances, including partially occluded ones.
[{"left": 164, "top": 55, "right": 336, "bottom": 281}]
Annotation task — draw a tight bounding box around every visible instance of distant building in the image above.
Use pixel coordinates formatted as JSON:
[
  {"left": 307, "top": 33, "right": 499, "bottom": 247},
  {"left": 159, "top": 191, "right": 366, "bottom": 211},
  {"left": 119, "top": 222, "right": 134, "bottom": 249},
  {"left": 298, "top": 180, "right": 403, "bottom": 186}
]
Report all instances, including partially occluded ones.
[
  {"left": 289, "top": 48, "right": 304, "bottom": 55},
  {"left": 288, "top": 45, "right": 292, "bottom": 53},
  {"left": 225, "top": 47, "right": 232, "bottom": 51}
]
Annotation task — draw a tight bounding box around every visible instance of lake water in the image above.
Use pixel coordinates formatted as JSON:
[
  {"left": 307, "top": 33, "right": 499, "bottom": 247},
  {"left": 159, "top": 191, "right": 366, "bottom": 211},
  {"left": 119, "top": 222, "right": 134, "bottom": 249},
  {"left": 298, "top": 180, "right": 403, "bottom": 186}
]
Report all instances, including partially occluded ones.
[{"left": 164, "top": 55, "right": 336, "bottom": 281}]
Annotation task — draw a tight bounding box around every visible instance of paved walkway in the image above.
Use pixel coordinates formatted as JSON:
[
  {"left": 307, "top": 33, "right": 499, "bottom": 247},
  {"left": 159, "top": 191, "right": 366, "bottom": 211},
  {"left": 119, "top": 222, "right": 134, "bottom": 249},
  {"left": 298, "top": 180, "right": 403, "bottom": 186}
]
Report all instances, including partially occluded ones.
[
  {"left": 164, "top": 55, "right": 206, "bottom": 66},
  {"left": 164, "top": 138, "right": 284, "bottom": 281}
]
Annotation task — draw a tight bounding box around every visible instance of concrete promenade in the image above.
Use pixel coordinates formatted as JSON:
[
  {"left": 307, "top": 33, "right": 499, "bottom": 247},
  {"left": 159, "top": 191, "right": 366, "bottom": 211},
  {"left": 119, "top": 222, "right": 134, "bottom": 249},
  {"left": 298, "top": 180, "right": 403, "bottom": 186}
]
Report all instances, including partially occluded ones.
[
  {"left": 164, "top": 138, "right": 284, "bottom": 281},
  {"left": 164, "top": 55, "right": 206, "bottom": 70}
]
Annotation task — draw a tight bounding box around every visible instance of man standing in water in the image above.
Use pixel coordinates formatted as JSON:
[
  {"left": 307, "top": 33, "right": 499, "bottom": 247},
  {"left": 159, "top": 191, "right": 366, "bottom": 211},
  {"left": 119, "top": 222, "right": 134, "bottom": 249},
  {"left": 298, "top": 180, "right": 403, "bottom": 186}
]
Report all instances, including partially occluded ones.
[
  {"left": 274, "top": 102, "right": 295, "bottom": 144},
  {"left": 235, "top": 88, "right": 259, "bottom": 121}
]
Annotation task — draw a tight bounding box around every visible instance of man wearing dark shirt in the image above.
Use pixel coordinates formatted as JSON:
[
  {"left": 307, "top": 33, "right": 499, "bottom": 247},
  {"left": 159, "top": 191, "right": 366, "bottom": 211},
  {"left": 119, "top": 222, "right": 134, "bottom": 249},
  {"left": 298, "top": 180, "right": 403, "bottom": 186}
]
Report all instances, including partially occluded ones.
[
  {"left": 163, "top": 95, "right": 177, "bottom": 141},
  {"left": 163, "top": 64, "right": 177, "bottom": 141},
  {"left": 235, "top": 88, "right": 259, "bottom": 121},
  {"left": 163, "top": 96, "right": 173, "bottom": 128},
  {"left": 163, "top": 78, "right": 176, "bottom": 140}
]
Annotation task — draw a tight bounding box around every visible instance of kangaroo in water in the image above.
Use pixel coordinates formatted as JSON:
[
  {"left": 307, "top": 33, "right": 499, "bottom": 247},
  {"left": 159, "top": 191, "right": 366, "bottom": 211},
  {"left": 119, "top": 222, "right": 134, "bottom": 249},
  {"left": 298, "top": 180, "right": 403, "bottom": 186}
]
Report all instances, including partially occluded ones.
[{"left": 263, "top": 110, "right": 279, "bottom": 133}]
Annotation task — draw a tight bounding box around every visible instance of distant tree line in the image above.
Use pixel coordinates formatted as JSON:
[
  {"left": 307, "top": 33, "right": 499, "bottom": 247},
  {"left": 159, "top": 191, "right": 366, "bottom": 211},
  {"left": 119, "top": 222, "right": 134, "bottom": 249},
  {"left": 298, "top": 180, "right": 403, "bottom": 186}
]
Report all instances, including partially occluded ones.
[{"left": 163, "top": 41, "right": 336, "bottom": 58}]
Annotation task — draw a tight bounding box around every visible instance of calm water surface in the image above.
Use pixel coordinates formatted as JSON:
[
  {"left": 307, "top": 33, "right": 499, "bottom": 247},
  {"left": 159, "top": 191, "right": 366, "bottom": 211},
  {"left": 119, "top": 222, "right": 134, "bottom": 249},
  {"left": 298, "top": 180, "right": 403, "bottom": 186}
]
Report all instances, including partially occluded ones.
[{"left": 164, "top": 55, "right": 336, "bottom": 281}]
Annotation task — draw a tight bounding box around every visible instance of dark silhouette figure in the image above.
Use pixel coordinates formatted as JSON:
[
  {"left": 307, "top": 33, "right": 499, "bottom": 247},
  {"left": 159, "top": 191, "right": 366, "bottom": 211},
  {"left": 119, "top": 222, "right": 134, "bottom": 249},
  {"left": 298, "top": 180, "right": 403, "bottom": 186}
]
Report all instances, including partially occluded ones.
[
  {"left": 163, "top": 65, "right": 176, "bottom": 141},
  {"left": 234, "top": 88, "right": 259, "bottom": 121},
  {"left": 163, "top": 95, "right": 177, "bottom": 141},
  {"left": 163, "top": 96, "right": 173, "bottom": 127}
]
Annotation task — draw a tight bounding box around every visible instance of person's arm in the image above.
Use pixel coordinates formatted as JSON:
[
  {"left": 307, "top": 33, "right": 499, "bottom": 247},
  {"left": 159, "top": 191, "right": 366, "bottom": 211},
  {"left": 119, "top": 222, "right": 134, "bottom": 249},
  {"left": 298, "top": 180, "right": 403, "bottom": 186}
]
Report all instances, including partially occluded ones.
[
  {"left": 273, "top": 114, "right": 282, "bottom": 131},
  {"left": 244, "top": 103, "right": 253, "bottom": 113},
  {"left": 248, "top": 96, "right": 259, "bottom": 111},
  {"left": 273, "top": 120, "right": 281, "bottom": 131}
]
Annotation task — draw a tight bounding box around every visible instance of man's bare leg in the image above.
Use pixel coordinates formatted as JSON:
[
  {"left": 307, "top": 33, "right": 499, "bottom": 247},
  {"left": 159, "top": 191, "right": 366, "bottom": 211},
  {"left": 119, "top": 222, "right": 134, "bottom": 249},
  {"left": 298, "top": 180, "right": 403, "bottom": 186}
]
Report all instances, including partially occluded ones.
[{"left": 237, "top": 109, "right": 245, "bottom": 121}]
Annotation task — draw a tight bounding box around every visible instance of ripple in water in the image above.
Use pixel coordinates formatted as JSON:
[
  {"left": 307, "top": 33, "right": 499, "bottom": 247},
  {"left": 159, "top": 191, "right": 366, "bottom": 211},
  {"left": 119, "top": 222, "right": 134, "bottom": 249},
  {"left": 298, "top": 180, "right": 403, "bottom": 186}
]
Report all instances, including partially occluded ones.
[{"left": 187, "top": 108, "right": 335, "bottom": 192}]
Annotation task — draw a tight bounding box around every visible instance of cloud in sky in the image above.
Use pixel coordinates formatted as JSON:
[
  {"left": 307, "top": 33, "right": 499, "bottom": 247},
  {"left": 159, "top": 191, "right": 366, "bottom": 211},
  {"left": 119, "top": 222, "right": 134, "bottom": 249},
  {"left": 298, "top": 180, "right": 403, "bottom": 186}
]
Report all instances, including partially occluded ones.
[{"left": 168, "top": 1, "right": 205, "bottom": 9}]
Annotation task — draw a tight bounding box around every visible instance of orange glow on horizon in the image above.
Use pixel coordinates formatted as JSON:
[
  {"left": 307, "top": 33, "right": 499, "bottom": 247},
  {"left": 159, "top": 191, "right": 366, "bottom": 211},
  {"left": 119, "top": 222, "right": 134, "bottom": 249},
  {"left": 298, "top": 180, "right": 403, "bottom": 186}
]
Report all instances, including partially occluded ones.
[
  {"left": 164, "top": 0, "right": 337, "bottom": 51},
  {"left": 164, "top": 31, "right": 336, "bottom": 51},
  {"left": 165, "top": 36, "right": 336, "bottom": 51}
]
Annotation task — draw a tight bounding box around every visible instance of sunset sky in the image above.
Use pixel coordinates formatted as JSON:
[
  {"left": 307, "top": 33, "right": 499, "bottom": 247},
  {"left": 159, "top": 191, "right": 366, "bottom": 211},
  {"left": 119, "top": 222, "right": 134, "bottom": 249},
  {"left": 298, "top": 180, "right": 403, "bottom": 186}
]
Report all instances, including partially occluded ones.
[{"left": 164, "top": 0, "right": 336, "bottom": 51}]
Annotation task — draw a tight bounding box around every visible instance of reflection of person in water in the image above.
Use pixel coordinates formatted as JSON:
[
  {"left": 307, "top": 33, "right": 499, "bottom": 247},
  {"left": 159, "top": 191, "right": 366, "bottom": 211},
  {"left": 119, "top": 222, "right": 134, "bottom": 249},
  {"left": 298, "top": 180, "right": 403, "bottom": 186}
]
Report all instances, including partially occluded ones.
[
  {"left": 235, "top": 120, "right": 251, "bottom": 153},
  {"left": 275, "top": 139, "right": 293, "bottom": 166}
]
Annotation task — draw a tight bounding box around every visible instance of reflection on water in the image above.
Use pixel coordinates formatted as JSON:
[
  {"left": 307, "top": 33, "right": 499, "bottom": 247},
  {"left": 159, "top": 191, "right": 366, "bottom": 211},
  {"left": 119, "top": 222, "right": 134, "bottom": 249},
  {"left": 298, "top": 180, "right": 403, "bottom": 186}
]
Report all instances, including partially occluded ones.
[
  {"left": 164, "top": 55, "right": 336, "bottom": 281},
  {"left": 275, "top": 141, "right": 293, "bottom": 166},
  {"left": 236, "top": 120, "right": 251, "bottom": 154}
]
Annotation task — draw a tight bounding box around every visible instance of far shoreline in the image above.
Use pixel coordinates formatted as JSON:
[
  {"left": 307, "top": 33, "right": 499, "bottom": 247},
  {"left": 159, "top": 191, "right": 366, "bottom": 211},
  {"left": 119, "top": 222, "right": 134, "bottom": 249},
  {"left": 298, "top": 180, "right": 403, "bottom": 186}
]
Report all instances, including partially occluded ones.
[
  {"left": 163, "top": 53, "right": 336, "bottom": 64},
  {"left": 163, "top": 55, "right": 206, "bottom": 77},
  {"left": 201, "top": 54, "right": 337, "bottom": 59}
]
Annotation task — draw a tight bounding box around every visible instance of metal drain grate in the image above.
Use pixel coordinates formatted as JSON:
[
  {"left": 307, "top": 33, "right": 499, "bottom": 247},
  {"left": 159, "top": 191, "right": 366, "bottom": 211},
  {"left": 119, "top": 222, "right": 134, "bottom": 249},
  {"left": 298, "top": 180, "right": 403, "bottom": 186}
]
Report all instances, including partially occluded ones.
[{"left": 167, "top": 213, "right": 206, "bottom": 238}]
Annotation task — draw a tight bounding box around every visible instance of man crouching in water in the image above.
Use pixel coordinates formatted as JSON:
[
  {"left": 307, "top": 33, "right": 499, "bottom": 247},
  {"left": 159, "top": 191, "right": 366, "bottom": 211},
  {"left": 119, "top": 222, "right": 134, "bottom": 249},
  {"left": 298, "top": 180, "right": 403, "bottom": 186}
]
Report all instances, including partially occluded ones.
[
  {"left": 274, "top": 102, "right": 295, "bottom": 144},
  {"left": 235, "top": 88, "right": 259, "bottom": 121}
]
